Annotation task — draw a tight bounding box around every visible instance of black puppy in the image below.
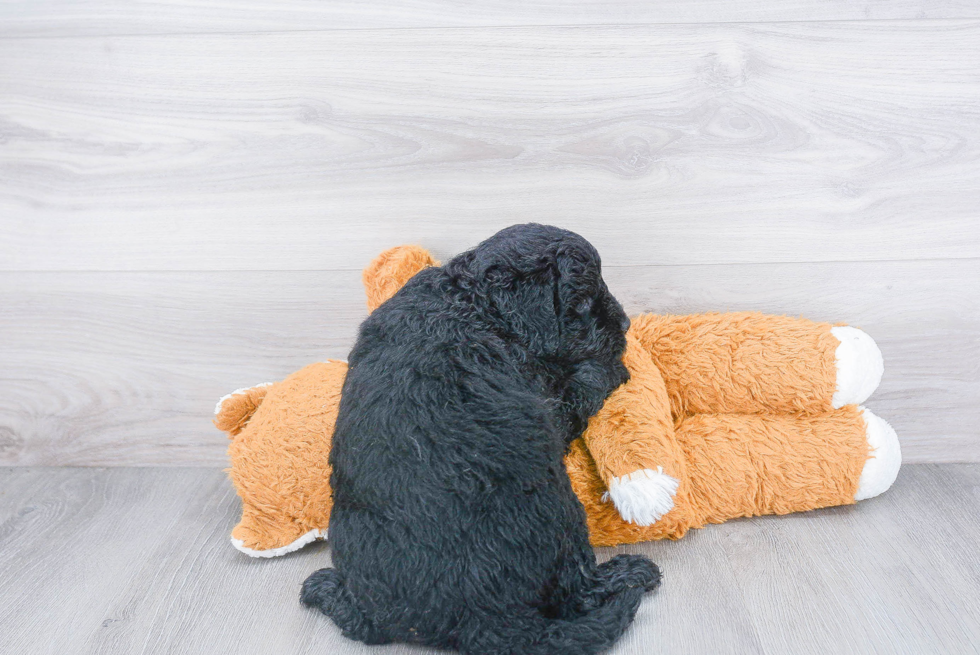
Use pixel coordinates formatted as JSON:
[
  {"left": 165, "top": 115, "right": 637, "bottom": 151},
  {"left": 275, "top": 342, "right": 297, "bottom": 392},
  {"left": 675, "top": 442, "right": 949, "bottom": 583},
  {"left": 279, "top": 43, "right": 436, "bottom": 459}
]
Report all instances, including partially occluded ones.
[{"left": 302, "top": 224, "right": 660, "bottom": 655}]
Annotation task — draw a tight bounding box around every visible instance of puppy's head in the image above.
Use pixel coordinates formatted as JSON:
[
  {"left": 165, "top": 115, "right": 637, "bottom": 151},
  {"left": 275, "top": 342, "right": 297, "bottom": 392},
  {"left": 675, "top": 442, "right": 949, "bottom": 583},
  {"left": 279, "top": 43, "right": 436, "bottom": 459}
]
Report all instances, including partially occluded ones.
[{"left": 450, "top": 224, "right": 631, "bottom": 418}]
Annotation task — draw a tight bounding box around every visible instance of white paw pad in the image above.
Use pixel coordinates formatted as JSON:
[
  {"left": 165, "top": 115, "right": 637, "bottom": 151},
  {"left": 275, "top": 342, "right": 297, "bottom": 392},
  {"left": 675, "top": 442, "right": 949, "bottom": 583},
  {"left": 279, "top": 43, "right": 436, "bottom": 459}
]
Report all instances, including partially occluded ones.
[
  {"left": 231, "top": 527, "right": 327, "bottom": 558},
  {"left": 854, "top": 407, "right": 902, "bottom": 501},
  {"left": 602, "top": 467, "right": 679, "bottom": 526},
  {"left": 831, "top": 326, "right": 884, "bottom": 408}
]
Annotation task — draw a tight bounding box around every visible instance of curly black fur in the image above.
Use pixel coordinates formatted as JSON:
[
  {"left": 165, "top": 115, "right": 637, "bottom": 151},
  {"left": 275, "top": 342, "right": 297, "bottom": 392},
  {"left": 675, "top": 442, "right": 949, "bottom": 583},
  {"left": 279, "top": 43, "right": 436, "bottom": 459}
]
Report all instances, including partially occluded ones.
[{"left": 301, "top": 224, "right": 660, "bottom": 655}]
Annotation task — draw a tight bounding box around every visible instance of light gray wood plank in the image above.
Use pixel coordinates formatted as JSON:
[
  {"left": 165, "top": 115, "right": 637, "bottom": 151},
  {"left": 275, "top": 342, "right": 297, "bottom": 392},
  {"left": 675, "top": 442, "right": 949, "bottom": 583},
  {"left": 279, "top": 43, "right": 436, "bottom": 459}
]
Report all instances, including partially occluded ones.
[
  {"left": 0, "top": 270, "right": 367, "bottom": 466},
  {"left": 2, "top": 21, "right": 979, "bottom": 271},
  {"left": 621, "top": 465, "right": 980, "bottom": 653},
  {"left": 2, "top": 1, "right": 980, "bottom": 36},
  {"left": 714, "top": 464, "right": 980, "bottom": 653},
  {"left": 0, "top": 465, "right": 977, "bottom": 654},
  {"left": 611, "top": 527, "right": 766, "bottom": 654},
  {"left": 0, "top": 467, "right": 332, "bottom": 655},
  {"left": 0, "top": 258, "right": 976, "bottom": 467}
]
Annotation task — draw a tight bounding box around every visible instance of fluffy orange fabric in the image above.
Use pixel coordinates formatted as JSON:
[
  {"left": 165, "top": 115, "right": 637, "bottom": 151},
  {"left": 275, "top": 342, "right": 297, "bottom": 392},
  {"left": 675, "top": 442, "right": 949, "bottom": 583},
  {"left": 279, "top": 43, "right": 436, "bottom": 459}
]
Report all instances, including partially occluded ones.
[
  {"left": 214, "top": 386, "right": 269, "bottom": 437},
  {"left": 224, "top": 362, "right": 344, "bottom": 550},
  {"left": 570, "top": 409, "right": 869, "bottom": 547},
  {"left": 629, "top": 312, "right": 840, "bottom": 416},
  {"left": 218, "top": 246, "right": 872, "bottom": 554},
  {"left": 582, "top": 331, "right": 682, "bottom": 491},
  {"left": 362, "top": 244, "right": 439, "bottom": 312}
]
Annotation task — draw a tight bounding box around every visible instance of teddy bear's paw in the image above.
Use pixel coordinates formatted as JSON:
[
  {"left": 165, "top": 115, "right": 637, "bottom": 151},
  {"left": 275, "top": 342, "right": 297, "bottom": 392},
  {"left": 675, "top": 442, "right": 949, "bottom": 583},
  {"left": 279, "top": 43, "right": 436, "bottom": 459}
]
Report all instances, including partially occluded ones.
[
  {"left": 831, "top": 326, "right": 884, "bottom": 409},
  {"left": 854, "top": 407, "right": 902, "bottom": 501},
  {"left": 214, "top": 382, "right": 274, "bottom": 417},
  {"left": 231, "top": 527, "right": 328, "bottom": 558},
  {"left": 602, "top": 467, "right": 679, "bottom": 526}
]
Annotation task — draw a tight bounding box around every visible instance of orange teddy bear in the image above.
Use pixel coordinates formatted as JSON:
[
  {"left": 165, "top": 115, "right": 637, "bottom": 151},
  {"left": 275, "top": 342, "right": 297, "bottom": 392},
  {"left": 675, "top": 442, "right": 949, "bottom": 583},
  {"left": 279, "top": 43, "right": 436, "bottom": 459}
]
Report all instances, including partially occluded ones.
[{"left": 216, "top": 245, "right": 900, "bottom": 556}]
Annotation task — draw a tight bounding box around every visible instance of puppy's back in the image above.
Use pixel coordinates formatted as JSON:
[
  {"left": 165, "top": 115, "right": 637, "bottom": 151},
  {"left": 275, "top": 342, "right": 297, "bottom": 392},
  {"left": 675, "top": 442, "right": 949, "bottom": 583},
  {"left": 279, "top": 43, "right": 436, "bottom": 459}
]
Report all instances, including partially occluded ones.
[
  {"left": 332, "top": 264, "right": 556, "bottom": 510},
  {"left": 303, "top": 225, "right": 659, "bottom": 654}
]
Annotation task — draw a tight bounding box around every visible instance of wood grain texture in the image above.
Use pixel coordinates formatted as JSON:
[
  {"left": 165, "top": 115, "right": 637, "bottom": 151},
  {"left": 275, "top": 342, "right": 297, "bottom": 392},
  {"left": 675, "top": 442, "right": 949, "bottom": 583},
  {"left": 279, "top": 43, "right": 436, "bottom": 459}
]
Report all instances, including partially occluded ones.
[
  {"left": 0, "top": 465, "right": 977, "bottom": 654},
  {"left": 3, "top": 1, "right": 980, "bottom": 36},
  {"left": 2, "top": 21, "right": 979, "bottom": 271},
  {"left": 0, "top": 269, "right": 366, "bottom": 466},
  {"left": 1, "top": 258, "right": 976, "bottom": 467}
]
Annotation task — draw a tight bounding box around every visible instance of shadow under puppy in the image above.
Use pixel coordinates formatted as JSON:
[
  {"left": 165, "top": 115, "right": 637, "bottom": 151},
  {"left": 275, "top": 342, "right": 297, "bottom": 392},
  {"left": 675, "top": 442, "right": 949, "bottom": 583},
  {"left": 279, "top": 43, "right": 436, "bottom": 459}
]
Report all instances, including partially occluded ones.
[{"left": 302, "top": 224, "right": 660, "bottom": 655}]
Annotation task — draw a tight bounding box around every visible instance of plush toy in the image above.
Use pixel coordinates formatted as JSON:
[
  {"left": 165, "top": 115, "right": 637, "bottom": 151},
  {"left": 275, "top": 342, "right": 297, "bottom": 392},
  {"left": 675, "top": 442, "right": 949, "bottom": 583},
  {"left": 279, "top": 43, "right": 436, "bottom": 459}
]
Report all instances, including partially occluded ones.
[{"left": 217, "top": 245, "right": 901, "bottom": 556}]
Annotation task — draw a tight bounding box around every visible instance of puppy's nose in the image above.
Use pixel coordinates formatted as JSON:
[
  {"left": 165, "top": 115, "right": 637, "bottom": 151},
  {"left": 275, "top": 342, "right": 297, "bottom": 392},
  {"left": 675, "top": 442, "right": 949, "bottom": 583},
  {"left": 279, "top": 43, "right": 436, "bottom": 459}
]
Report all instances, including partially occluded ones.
[{"left": 620, "top": 315, "right": 631, "bottom": 333}]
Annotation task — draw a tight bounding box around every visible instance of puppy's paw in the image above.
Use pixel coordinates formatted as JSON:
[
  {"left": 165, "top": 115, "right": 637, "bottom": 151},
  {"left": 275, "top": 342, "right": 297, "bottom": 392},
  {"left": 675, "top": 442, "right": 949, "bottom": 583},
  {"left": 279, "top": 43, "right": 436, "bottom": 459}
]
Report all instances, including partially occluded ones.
[
  {"left": 301, "top": 568, "right": 343, "bottom": 611},
  {"left": 854, "top": 407, "right": 902, "bottom": 501},
  {"left": 600, "top": 554, "right": 662, "bottom": 593},
  {"left": 632, "top": 558, "right": 662, "bottom": 593},
  {"left": 831, "top": 326, "right": 884, "bottom": 408},
  {"left": 602, "top": 467, "right": 679, "bottom": 526}
]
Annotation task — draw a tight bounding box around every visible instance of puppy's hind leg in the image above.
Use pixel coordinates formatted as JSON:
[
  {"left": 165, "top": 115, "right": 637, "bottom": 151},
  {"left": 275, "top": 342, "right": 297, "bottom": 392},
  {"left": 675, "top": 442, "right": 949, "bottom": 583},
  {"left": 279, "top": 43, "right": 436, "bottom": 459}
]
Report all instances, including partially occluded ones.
[
  {"left": 560, "top": 555, "right": 660, "bottom": 632},
  {"left": 576, "top": 554, "right": 661, "bottom": 612},
  {"left": 301, "top": 568, "right": 388, "bottom": 645},
  {"left": 461, "top": 569, "right": 656, "bottom": 655}
]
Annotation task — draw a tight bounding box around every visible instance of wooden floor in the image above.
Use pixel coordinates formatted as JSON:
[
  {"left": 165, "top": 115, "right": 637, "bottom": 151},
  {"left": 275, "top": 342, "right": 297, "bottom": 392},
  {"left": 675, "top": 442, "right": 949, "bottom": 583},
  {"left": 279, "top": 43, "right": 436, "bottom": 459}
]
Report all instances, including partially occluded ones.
[{"left": 1, "top": 464, "right": 977, "bottom": 655}]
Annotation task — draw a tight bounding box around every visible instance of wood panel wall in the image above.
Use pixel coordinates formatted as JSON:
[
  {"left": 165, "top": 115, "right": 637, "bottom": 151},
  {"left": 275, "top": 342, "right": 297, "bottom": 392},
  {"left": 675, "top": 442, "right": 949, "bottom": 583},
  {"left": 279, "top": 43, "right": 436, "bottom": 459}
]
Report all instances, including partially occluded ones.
[{"left": 1, "top": 4, "right": 977, "bottom": 464}]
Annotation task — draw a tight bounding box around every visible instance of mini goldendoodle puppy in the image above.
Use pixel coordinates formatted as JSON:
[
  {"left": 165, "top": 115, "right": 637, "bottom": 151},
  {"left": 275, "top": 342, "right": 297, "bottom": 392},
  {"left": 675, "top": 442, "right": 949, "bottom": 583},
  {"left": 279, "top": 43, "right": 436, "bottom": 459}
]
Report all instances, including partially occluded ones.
[{"left": 302, "top": 224, "right": 660, "bottom": 655}]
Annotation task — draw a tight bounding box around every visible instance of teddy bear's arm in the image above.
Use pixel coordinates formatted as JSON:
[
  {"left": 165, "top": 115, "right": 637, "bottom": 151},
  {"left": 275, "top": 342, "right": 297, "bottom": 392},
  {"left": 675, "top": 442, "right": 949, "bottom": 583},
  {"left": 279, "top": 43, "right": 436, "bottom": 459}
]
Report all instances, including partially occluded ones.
[
  {"left": 628, "top": 312, "right": 883, "bottom": 416},
  {"left": 582, "top": 332, "right": 687, "bottom": 527}
]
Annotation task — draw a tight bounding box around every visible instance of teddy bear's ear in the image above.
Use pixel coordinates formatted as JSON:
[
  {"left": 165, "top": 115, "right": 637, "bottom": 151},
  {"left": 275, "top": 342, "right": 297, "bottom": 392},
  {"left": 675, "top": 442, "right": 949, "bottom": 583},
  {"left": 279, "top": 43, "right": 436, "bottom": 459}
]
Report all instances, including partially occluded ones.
[{"left": 362, "top": 245, "right": 439, "bottom": 312}]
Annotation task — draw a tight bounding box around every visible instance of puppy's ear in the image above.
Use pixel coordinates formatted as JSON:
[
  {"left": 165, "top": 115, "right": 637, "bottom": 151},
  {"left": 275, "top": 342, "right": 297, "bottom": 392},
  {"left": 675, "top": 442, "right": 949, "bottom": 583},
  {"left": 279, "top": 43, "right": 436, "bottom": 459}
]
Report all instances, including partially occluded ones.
[
  {"left": 552, "top": 240, "right": 632, "bottom": 439},
  {"left": 483, "top": 262, "right": 563, "bottom": 355},
  {"left": 489, "top": 235, "right": 604, "bottom": 357},
  {"left": 553, "top": 239, "right": 603, "bottom": 341}
]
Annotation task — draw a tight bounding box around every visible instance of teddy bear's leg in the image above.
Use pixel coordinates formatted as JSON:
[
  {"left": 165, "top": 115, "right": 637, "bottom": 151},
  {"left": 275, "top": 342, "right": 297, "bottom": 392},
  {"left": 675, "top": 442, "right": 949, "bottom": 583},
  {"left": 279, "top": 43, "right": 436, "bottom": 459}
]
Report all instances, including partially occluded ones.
[
  {"left": 676, "top": 406, "right": 900, "bottom": 526},
  {"left": 567, "top": 405, "right": 900, "bottom": 547},
  {"left": 854, "top": 406, "right": 903, "bottom": 500},
  {"left": 629, "top": 312, "right": 883, "bottom": 416},
  {"left": 830, "top": 326, "right": 885, "bottom": 409}
]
